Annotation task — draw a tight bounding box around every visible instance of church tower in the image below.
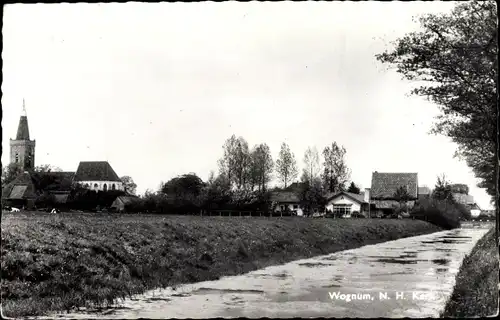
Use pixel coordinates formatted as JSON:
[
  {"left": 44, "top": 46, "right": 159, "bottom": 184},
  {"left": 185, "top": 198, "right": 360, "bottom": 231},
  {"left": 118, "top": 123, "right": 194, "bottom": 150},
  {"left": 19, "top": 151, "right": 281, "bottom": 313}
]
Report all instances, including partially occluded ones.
[{"left": 10, "top": 99, "right": 36, "bottom": 171}]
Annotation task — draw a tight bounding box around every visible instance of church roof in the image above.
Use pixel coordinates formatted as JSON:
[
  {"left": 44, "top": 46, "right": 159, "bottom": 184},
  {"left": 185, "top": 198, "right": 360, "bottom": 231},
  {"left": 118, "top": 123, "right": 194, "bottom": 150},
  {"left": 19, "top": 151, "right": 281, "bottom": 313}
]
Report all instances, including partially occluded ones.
[
  {"left": 74, "top": 161, "right": 121, "bottom": 182},
  {"left": 16, "top": 116, "right": 31, "bottom": 140}
]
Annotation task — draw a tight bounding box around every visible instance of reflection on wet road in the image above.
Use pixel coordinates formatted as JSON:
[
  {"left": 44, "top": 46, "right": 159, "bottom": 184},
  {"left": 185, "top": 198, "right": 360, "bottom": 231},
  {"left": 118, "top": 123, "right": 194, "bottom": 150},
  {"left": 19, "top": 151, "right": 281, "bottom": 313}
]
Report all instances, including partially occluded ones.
[{"left": 50, "top": 225, "right": 491, "bottom": 319}]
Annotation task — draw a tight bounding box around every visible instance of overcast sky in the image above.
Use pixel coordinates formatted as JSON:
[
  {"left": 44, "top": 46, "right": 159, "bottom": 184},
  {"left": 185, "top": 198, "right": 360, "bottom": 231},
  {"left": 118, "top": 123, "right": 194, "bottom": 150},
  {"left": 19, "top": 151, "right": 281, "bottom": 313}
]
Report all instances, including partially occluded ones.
[{"left": 2, "top": 2, "right": 493, "bottom": 209}]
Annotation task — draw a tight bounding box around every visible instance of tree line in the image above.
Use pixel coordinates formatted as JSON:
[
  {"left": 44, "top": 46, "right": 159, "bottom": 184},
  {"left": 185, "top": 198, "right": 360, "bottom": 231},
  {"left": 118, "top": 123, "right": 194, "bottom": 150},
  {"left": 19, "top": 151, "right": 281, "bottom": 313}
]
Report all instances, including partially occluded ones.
[
  {"left": 1, "top": 135, "right": 356, "bottom": 215},
  {"left": 125, "top": 135, "right": 359, "bottom": 214}
]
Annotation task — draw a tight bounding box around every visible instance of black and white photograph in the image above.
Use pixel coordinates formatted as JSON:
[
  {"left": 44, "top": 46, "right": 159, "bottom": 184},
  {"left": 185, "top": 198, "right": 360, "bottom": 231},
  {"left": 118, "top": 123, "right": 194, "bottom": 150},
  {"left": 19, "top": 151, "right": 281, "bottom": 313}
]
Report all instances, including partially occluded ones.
[{"left": 1, "top": 1, "right": 498, "bottom": 318}]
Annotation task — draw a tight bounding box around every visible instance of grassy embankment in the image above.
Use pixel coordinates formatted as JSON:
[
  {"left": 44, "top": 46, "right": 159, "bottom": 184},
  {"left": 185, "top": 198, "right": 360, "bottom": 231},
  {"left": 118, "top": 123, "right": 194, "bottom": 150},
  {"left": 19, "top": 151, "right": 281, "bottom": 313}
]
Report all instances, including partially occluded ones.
[
  {"left": 1, "top": 211, "right": 442, "bottom": 317},
  {"left": 442, "top": 227, "right": 499, "bottom": 318}
]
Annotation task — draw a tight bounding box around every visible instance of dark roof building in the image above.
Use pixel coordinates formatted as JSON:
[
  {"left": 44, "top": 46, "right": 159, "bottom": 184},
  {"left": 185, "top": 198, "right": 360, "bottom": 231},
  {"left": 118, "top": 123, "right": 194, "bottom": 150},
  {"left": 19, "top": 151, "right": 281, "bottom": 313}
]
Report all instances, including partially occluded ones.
[
  {"left": 74, "top": 161, "right": 122, "bottom": 182},
  {"left": 270, "top": 191, "right": 300, "bottom": 203},
  {"left": 2, "top": 172, "right": 39, "bottom": 201},
  {"left": 370, "top": 172, "right": 418, "bottom": 200}
]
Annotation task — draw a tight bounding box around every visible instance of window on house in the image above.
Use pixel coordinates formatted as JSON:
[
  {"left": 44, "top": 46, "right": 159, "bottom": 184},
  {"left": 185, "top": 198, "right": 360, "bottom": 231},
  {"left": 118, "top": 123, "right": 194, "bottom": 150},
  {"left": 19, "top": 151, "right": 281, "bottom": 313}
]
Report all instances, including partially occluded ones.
[
  {"left": 84, "top": 183, "right": 90, "bottom": 188},
  {"left": 333, "top": 204, "right": 352, "bottom": 216},
  {"left": 293, "top": 204, "right": 298, "bottom": 209},
  {"left": 94, "top": 183, "right": 99, "bottom": 189},
  {"left": 280, "top": 205, "right": 285, "bottom": 211},
  {"left": 103, "top": 184, "right": 108, "bottom": 191},
  {"left": 112, "top": 184, "right": 116, "bottom": 190}
]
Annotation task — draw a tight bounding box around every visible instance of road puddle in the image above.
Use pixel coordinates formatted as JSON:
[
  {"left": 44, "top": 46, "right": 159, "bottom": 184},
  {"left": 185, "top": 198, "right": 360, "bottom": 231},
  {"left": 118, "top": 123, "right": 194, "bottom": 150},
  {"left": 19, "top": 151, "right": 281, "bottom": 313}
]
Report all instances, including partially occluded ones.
[{"left": 48, "top": 225, "right": 491, "bottom": 319}]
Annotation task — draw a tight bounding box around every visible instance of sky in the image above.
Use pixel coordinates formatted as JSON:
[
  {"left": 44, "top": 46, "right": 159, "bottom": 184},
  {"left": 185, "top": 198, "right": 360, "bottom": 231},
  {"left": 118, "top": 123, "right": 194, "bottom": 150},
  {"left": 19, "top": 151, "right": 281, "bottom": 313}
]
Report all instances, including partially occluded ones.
[{"left": 2, "top": 1, "right": 494, "bottom": 210}]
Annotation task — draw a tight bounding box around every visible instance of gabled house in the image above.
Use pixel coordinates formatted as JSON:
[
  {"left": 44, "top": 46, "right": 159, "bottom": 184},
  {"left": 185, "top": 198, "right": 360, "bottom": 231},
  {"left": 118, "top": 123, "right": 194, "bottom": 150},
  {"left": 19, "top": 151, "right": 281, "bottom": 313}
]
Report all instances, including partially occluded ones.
[
  {"left": 270, "top": 191, "right": 304, "bottom": 216},
  {"left": 2, "top": 171, "right": 39, "bottom": 209},
  {"left": 370, "top": 172, "right": 419, "bottom": 217},
  {"left": 111, "top": 194, "right": 142, "bottom": 212},
  {"left": 325, "top": 190, "right": 370, "bottom": 217}
]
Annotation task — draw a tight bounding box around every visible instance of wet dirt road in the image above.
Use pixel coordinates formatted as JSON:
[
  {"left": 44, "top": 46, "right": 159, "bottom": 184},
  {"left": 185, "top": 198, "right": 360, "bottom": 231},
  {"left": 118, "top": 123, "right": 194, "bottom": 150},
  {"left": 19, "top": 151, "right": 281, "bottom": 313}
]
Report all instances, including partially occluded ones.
[{"left": 49, "top": 225, "right": 491, "bottom": 319}]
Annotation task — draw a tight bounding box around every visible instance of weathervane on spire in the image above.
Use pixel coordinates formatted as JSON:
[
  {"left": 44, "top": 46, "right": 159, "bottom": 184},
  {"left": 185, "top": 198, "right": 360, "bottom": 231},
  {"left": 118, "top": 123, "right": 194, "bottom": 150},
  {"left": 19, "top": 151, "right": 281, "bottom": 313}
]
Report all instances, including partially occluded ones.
[{"left": 22, "top": 98, "right": 27, "bottom": 117}]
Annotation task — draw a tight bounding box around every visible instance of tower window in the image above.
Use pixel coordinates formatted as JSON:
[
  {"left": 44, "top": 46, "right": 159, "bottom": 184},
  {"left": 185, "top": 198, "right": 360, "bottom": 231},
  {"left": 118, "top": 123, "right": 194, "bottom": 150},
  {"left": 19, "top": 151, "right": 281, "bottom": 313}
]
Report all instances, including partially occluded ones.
[{"left": 15, "top": 153, "right": 19, "bottom": 163}]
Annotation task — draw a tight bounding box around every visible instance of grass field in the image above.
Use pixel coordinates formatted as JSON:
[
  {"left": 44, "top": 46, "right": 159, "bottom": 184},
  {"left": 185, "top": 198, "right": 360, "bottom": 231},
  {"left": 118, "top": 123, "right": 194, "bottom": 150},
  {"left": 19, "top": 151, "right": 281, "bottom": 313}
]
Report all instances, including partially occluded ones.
[
  {"left": 441, "top": 227, "right": 499, "bottom": 318},
  {"left": 1, "top": 211, "right": 442, "bottom": 317}
]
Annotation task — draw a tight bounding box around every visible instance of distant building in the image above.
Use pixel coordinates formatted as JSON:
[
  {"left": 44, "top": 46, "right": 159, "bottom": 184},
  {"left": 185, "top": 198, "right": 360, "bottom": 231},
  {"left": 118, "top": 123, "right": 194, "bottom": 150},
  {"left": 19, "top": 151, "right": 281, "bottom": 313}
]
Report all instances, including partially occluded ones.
[
  {"left": 325, "top": 190, "right": 369, "bottom": 217},
  {"left": 2, "top": 100, "right": 125, "bottom": 209},
  {"left": 111, "top": 195, "right": 142, "bottom": 212},
  {"left": 2, "top": 171, "right": 38, "bottom": 209},
  {"left": 73, "top": 161, "right": 124, "bottom": 192},
  {"left": 270, "top": 191, "right": 303, "bottom": 216},
  {"left": 369, "top": 172, "right": 419, "bottom": 217},
  {"left": 418, "top": 186, "right": 431, "bottom": 200}
]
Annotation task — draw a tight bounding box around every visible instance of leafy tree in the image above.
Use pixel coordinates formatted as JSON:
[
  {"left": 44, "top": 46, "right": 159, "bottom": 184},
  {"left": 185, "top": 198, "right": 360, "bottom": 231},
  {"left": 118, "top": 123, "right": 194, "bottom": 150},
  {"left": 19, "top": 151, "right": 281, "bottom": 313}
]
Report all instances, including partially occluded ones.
[
  {"left": 393, "top": 185, "right": 412, "bottom": 213},
  {"left": 302, "top": 146, "right": 321, "bottom": 186},
  {"left": 249, "top": 143, "right": 274, "bottom": 192},
  {"left": 204, "top": 172, "right": 232, "bottom": 210},
  {"left": 347, "top": 182, "right": 361, "bottom": 194},
  {"left": 322, "top": 142, "right": 351, "bottom": 193},
  {"left": 275, "top": 142, "right": 298, "bottom": 189},
  {"left": 298, "top": 177, "right": 326, "bottom": 216},
  {"left": 375, "top": 0, "right": 497, "bottom": 201},
  {"left": 218, "top": 135, "right": 252, "bottom": 191},
  {"left": 120, "top": 176, "right": 137, "bottom": 195},
  {"left": 1, "top": 163, "right": 22, "bottom": 186},
  {"left": 161, "top": 173, "right": 206, "bottom": 212},
  {"left": 432, "top": 174, "right": 454, "bottom": 201}
]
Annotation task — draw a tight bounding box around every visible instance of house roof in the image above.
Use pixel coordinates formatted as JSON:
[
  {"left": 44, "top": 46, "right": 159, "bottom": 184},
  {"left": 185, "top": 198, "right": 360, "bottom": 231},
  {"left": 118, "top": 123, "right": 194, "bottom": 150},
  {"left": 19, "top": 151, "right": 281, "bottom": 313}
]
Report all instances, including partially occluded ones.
[
  {"left": 16, "top": 116, "right": 31, "bottom": 140},
  {"left": 270, "top": 191, "right": 300, "bottom": 203},
  {"left": 327, "top": 191, "right": 367, "bottom": 204},
  {"left": 418, "top": 186, "right": 431, "bottom": 195},
  {"left": 370, "top": 172, "right": 418, "bottom": 199},
  {"left": 2, "top": 171, "right": 39, "bottom": 200},
  {"left": 10, "top": 186, "right": 28, "bottom": 199},
  {"left": 74, "top": 161, "right": 121, "bottom": 182},
  {"left": 114, "top": 195, "right": 140, "bottom": 204},
  {"left": 284, "top": 182, "right": 304, "bottom": 192}
]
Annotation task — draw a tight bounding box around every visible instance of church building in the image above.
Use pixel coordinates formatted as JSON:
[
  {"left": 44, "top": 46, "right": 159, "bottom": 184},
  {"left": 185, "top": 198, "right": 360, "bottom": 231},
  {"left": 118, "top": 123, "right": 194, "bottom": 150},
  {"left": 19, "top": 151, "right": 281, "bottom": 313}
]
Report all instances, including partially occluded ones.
[{"left": 2, "top": 101, "right": 124, "bottom": 209}]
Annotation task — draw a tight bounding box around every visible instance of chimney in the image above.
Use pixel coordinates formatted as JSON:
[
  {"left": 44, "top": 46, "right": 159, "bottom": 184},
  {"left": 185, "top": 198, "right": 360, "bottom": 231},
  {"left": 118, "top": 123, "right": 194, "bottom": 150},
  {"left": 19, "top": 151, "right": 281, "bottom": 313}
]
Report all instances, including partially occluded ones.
[{"left": 364, "top": 188, "right": 370, "bottom": 203}]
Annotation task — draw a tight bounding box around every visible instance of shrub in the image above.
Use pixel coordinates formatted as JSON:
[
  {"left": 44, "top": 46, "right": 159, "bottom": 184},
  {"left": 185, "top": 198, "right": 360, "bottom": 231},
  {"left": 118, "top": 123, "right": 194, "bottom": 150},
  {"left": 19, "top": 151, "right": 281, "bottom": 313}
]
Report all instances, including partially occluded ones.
[
  {"left": 410, "top": 198, "right": 460, "bottom": 229},
  {"left": 351, "top": 211, "right": 365, "bottom": 218}
]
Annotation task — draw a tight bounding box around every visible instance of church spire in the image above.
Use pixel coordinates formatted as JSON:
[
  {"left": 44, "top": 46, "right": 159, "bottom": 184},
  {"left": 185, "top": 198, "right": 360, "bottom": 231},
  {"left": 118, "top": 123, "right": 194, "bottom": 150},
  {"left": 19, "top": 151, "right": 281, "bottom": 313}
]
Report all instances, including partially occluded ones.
[{"left": 16, "top": 98, "right": 30, "bottom": 140}]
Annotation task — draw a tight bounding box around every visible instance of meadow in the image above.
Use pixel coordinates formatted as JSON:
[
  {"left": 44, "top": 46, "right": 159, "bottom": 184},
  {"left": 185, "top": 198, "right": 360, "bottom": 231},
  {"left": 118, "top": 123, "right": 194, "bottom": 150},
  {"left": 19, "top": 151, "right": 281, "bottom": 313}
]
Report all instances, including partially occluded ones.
[{"left": 1, "top": 211, "right": 442, "bottom": 317}]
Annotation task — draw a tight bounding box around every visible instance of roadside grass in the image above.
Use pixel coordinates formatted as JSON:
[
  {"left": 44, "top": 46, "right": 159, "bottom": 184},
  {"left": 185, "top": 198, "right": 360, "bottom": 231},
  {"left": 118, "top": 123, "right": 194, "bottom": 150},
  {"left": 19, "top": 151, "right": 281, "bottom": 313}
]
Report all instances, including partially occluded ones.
[
  {"left": 441, "top": 227, "right": 499, "bottom": 318},
  {"left": 1, "top": 212, "right": 442, "bottom": 317}
]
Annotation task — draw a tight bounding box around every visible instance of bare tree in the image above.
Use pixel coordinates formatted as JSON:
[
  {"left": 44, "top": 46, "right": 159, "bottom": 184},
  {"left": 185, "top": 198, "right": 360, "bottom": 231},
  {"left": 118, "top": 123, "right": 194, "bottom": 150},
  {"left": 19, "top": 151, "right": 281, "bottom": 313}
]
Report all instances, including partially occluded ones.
[
  {"left": 302, "top": 146, "right": 321, "bottom": 185},
  {"left": 275, "top": 142, "right": 298, "bottom": 189}
]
